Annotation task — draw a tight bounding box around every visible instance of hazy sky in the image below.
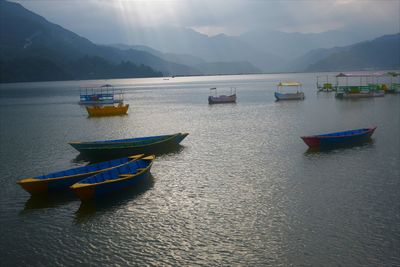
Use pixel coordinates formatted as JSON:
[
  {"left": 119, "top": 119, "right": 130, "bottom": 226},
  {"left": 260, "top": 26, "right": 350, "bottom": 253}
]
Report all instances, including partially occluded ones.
[{"left": 12, "top": 0, "right": 400, "bottom": 43}]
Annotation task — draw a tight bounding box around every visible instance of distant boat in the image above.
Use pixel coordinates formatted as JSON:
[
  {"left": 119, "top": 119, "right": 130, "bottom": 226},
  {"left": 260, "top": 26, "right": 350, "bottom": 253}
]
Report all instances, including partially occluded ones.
[
  {"left": 79, "top": 84, "right": 124, "bottom": 105},
  {"left": 17, "top": 155, "right": 145, "bottom": 194},
  {"left": 275, "top": 82, "right": 305, "bottom": 101},
  {"left": 316, "top": 75, "right": 336, "bottom": 92},
  {"left": 208, "top": 87, "right": 236, "bottom": 104},
  {"left": 335, "top": 72, "right": 387, "bottom": 99},
  {"left": 69, "top": 133, "right": 189, "bottom": 158},
  {"left": 71, "top": 155, "right": 155, "bottom": 201},
  {"left": 301, "top": 127, "right": 377, "bottom": 148},
  {"left": 86, "top": 104, "right": 129, "bottom": 117}
]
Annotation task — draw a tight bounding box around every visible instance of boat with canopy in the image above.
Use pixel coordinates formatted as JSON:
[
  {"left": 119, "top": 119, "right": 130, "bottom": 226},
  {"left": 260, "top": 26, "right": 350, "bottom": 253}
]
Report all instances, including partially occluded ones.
[
  {"left": 274, "top": 82, "right": 305, "bottom": 101},
  {"left": 79, "top": 84, "right": 124, "bottom": 105},
  {"left": 334, "top": 72, "right": 387, "bottom": 98}
]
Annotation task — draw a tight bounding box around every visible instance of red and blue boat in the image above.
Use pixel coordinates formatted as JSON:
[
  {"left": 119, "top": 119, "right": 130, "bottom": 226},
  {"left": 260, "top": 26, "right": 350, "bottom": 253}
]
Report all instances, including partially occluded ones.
[
  {"left": 71, "top": 155, "right": 155, "bottom": 201},
  {"left": 301, "top": 127, "right": 377, "bottom": 148}
]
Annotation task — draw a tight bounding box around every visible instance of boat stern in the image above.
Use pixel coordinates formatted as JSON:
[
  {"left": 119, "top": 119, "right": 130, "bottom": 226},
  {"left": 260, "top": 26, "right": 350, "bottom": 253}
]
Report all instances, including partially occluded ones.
[
  {"left": 17, "top": 178, "right": 48, "bottom": 194},
  {"left": 70, "top": 183, "right": 96, "bottom": 201},
  {"left": 301, "top": 136, "right": 320, "bottom": 148}
]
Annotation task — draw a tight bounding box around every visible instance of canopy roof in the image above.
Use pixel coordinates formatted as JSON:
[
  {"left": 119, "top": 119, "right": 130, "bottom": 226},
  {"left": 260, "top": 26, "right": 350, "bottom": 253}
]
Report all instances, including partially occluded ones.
[
  {"left": 336, "top": 72, "right": 386, "bottom": 77},
  {"left": 278, "top": 82, "right": 301, "bottom": 86},
  {"left": 387, "top": 71, "right": 400, "bottom": 77}
]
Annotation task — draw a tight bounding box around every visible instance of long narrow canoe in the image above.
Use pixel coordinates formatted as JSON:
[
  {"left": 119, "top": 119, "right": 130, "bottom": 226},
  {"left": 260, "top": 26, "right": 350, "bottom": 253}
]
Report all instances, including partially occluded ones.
[
  {"left": 69, "top": 133, "right": 188, "bottom": 158},
  {"left": 71, "top": 155, "right": 155, "bottom": 201},
  {"left": 17, "top": 155, "right": 144, "bottom": 194},
  {"left": 301, "top": 127, "right": 376, "bottom": 148}
]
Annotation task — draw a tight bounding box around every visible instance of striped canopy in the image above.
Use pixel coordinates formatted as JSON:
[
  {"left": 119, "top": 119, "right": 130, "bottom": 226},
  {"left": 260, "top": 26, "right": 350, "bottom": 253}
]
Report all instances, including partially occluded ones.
[{"left": 278, "top": 82, "right": 301, "bottom": 86}]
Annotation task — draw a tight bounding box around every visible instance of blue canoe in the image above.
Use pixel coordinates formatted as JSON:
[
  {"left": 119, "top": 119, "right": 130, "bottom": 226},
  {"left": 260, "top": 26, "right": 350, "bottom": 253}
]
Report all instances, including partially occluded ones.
[
  {"left": 71, "top": 155, "right": 155, "bottom": 200},
  {"left": 69, "top": 133, "right": 188, "bottom": 158},
  {"left": 17, "top": 155, "right": 144, "bottom": 194},
  {"left": 301, "top": 127, "right": 377, "bottom": 148}
]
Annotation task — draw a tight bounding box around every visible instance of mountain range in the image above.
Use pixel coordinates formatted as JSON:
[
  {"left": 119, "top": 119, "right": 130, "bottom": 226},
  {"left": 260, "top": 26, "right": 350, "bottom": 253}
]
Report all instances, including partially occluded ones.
[{"left": 0, "top": 0, "right": 399, "bottom": 83}]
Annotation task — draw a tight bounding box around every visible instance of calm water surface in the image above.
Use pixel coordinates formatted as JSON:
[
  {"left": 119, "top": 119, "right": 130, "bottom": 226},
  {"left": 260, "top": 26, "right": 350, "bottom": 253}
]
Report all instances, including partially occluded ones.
[{"left": 0, "top": 73, "right": 399, "bottom": 266}]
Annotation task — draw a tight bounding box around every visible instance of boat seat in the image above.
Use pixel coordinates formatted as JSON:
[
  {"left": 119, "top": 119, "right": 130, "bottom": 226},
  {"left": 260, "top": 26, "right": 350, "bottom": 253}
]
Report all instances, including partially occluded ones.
[{"left": 119, "top": 174, "right": 133, "bottom": 178}]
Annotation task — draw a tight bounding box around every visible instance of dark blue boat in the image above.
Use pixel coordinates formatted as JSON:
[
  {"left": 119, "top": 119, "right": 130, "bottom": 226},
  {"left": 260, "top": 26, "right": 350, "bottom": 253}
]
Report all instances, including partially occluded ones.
[
  {"left": 301, "top": 127, "right": 376, "bottom": 148},
  {"left": 69, "top": 133, "right": 188, "bottom": 158},
  {"left": 71, "top": 155, "right": 154, "bottom": 200}
]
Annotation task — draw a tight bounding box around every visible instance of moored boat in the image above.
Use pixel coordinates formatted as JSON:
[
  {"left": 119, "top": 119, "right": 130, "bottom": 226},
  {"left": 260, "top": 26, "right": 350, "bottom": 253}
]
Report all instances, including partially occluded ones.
[
  {"left": 301, "top": 127, "right": 377, "bottom": 148},
  {"left": 69, "top": 133, "right": 189, "bottom": 158},
  {"left": 86, "top": 103, "right": 129, "bottom": 117},
  {"left": 208, "top": 87, "right": 236, "bottom": 104},
  {"left": 71, "top": 155, "right": 155, "bottom": 201},
  {"left": 275, "top": 82, "right": 305, "bottom": 101},
  {"left": 79, "top": 84, "right": 124, "bottom": 105},
  {"left": 17, "top": 155, "right": 145, "bottom": 194},
  {"left": 334, "top": 72, "right": 388, "bottom": 99}
]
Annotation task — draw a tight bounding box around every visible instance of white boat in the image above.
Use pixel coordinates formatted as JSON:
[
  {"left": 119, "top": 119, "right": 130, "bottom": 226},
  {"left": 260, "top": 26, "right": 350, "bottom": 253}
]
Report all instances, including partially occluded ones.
[
  {"left": 208, "top": 87, "right": 236, "bottom": 104},
  {"left": 275, "top": 82, "right": 305, "bottom": 101}
]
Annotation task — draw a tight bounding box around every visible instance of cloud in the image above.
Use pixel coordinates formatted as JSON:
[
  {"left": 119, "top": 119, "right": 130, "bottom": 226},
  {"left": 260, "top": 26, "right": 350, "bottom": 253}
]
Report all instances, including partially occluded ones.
[{"left": 12, "top": 0, "right": 399, "bottom": 42}]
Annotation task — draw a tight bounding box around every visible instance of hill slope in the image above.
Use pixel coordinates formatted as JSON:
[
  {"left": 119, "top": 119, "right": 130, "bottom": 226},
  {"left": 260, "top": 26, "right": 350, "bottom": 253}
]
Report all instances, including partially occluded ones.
[
  {"left": 0, "top": 0, "right": 200, "bottom": 82},
  {"left": 305, "top": 33, "right": 400, "bottom": 71}
]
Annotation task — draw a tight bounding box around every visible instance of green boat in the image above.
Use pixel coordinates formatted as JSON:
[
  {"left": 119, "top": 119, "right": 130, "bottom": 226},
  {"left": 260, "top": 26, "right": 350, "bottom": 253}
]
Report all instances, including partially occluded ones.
[{"left": 69, "top": 133, "right": 188, "bottom": 158}]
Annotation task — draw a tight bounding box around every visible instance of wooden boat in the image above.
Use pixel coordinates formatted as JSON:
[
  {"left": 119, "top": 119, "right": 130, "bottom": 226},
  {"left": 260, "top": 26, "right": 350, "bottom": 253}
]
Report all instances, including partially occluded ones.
[
  {"left": 301, "top": 127, "right": 377, "bottom": 148},
  {"left": 79, "top": 84, "right": 124, "bottom": 105},
  {"left": 86, "top": 104, "right": 129, "bottom": 117},
  {"left": 69, "top": 133, "right": 189, "bottom": 158},
  {"left": 208, "top": 87, "right": 236, "bottom": 104},
  {"left": 71, "top": 155, "right": 155, "bottom": 201},
  {"left": 275, "top": 82, "right": 305, "bottom": 101},
  {"left": 17, "top": 155, "right": 145, "bottom": 194}
]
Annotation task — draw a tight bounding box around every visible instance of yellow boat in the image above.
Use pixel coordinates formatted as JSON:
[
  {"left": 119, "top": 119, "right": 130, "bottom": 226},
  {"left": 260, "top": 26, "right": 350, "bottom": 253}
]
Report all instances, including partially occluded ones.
[{"left": 86, "top": 104, "right": 129, "bottom": 117}]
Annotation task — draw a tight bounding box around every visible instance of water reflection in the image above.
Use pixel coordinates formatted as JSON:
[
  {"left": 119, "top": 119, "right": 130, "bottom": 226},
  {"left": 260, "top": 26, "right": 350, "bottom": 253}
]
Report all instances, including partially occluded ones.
[
  {"left": 20, "top": 191, "right": 76, "bottom": 213},
  {"left": 74, "top": 174, "right": 155, "bottom": 224},
  {"left": 303, "top": 139, "right": 375, "bottom": 156}
]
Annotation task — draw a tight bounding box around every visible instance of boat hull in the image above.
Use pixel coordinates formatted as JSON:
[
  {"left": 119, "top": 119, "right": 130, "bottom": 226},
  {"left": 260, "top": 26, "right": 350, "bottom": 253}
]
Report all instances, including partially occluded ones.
[
  {"left": 301, "top": 127, "right": 376, "bottom": 148},
  {"left": 335, "top": 92, "right": 373, "bottom": 99},
  {"left": 208, "top": 94, "right": 236, "bottom": 104},
  {"left": 86, "top": 104, "right": 129, "bottom": 117},
  {"left": 71, "top": 156, "right": 154, "bottom": 200},
  {"left": 17, "top": 155, "right": 144, "bottom": 194},
  {"left": 18, "top": 176, "right": 89, "bottom": 195},
  {"left": 79, "top": 99, "right": 123, "bottom": 105},
  {"left": 274, "top": 92, "right": 304, "bottom": 101},
  {"left": 69, "top": 133, "right": 188, "bottom": 158}
]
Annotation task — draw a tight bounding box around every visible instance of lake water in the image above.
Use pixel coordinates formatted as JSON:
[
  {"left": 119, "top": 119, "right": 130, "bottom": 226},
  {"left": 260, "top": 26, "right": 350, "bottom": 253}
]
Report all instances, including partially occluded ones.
[{"left": 0, "top": 73, "right": 399, "bottom": 266}]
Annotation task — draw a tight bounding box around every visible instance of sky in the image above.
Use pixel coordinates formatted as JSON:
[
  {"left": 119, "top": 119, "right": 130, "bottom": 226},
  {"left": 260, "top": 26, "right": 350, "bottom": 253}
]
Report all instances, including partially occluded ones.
[{"left": 12, "top": 0, "right": 400, "bottom": 44}]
